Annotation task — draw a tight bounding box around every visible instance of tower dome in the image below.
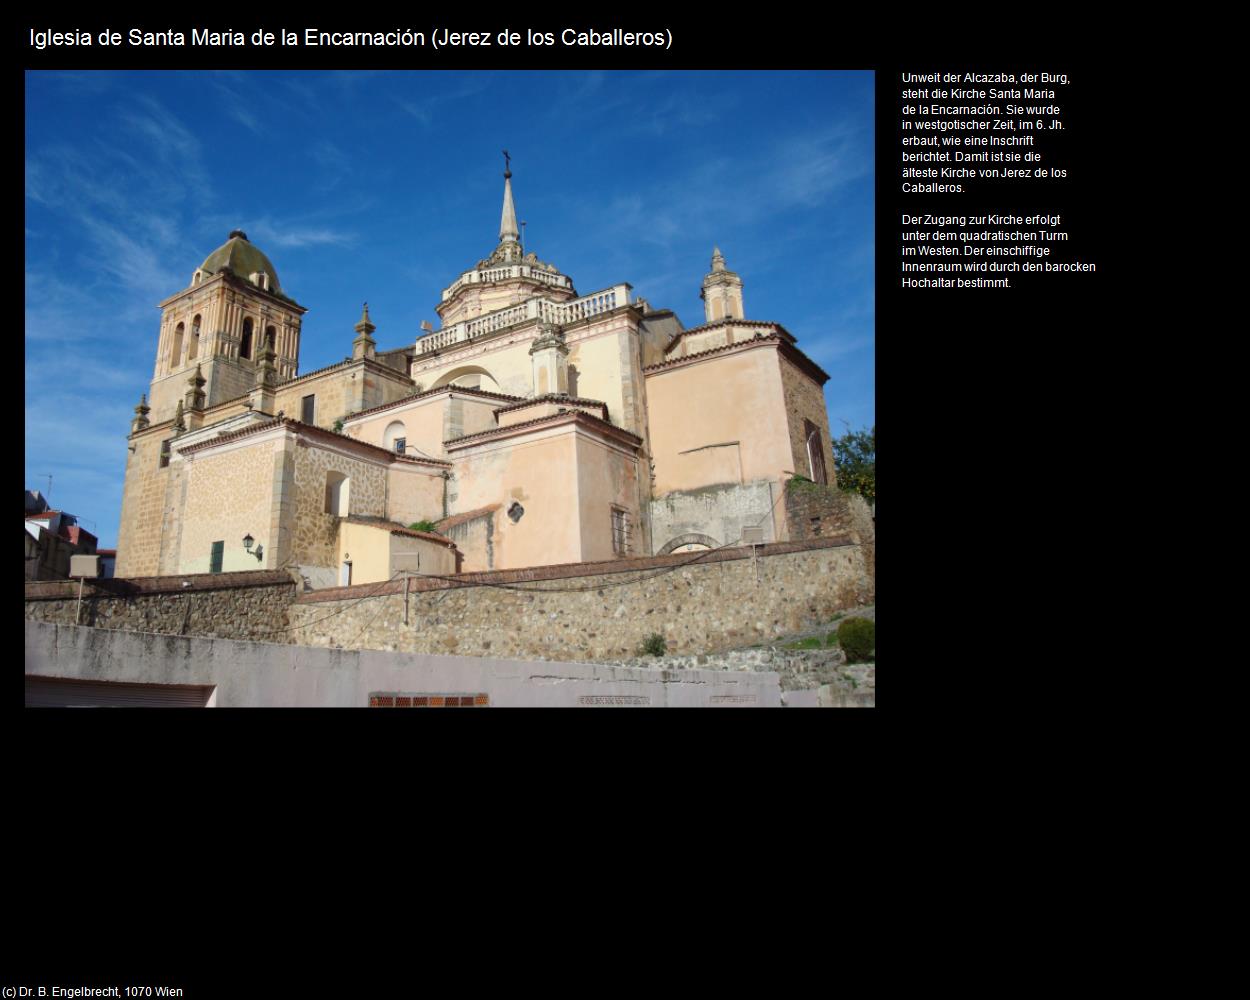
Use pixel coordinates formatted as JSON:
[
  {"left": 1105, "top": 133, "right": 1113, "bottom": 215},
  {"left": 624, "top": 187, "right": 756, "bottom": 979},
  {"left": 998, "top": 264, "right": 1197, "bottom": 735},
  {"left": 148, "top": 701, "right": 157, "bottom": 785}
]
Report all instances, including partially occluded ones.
[{"left": 198, "top": 230, "right": 283, "bottom": 294}]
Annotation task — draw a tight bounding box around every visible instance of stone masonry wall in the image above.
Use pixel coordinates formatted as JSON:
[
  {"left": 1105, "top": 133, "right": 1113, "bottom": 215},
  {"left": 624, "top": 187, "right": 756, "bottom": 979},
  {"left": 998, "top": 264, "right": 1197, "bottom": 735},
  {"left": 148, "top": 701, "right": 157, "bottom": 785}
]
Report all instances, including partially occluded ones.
[
  {"left": 289, "top": 442, "right": 387, "bottom": 568},
  {"left": 287, "top": 536, "right": 872, "bottom": 661},
  {"left": 649, "top": 480, "right": 778, "bottom": 554},
  {"left": 24, "top": 570, "right": 296, "bottom": 642},
  {"left": 778, "top": 354, "right": 836, "bottom": 484},
  {"left": 784, "top": 482, "right": 875, "bottom": 581},
  {"left": 27, "top": 539, "right": 872, "bottom": 666},
  {"left": 115, "top": 425, "right": 177, "bottom": 577}
]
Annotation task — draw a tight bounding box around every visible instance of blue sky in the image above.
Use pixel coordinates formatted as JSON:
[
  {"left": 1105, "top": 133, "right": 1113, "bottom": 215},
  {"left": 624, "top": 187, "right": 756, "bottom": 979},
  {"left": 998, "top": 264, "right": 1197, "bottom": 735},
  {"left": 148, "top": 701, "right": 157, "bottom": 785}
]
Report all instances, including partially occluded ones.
[{"left": 25, "top": 70, "right": 874, "bottom": 548}]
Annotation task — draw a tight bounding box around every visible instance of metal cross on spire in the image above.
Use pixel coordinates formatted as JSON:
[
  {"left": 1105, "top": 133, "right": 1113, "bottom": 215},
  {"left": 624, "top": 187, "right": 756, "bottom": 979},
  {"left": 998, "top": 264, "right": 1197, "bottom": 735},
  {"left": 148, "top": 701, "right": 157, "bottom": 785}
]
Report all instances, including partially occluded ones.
[{"left": 502, "top": 149, "right": 511, "bottom": 178}]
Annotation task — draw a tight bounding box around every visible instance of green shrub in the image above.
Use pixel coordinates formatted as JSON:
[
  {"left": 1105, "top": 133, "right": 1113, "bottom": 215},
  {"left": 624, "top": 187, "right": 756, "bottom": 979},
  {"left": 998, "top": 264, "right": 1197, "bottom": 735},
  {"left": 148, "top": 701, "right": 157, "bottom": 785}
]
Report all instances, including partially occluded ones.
[
  {"left": 639, "top": 633, "right": 667, "bottom": 657},
  {"left": 837, "top": 618, "right": 875, "bottom": 663},
  {"left": 408, "top": 520, "right": 439, "bottom": 534}
]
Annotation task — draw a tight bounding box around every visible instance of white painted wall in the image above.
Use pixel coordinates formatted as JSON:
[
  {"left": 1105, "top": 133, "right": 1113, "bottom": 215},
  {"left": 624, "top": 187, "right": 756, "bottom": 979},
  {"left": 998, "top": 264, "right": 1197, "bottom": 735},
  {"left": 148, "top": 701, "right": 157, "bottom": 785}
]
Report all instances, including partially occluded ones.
[{"left": 25, "top": 621, "right": 780, "bottom": 708}]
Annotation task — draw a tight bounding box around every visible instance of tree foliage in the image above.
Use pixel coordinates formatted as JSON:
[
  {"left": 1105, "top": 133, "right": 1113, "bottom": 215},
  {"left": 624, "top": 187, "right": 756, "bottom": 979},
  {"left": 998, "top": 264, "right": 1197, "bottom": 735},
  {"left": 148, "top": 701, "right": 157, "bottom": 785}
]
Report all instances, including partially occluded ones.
[{"left": 833, "top": 425, "right": 875, "bottom": 506}]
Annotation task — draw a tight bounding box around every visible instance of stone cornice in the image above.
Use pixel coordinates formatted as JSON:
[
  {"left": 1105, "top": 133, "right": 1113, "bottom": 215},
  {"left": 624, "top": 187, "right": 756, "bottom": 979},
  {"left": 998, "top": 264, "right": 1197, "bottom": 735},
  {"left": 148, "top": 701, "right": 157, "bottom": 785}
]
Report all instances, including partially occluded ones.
[
  {"left": 343, "top": 384, "right": 525, "bottom": 424},
  {"left": 664, "top": 318, "right": 797, "bottom": 353},
  {"left": 177, "top": 416, "right": 451, "bottom": 467},
  {"left": 492, "top": 394, "right": 610, "bottom": 423},
  {"left": 444, "top": 409, "right": 642, "bottom": 452},
  {"left": 158, "top": 269, "right": 308, "bottom": 314},
  {"left": 643, "top": 333, "right": 830, "bottom": 385}
]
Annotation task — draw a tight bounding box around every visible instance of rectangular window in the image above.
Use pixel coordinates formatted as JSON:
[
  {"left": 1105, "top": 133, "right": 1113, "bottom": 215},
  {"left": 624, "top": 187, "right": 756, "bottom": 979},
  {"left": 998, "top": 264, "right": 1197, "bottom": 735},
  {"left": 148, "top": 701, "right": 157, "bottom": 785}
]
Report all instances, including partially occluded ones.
[
  {"left": 159, "top": 439, "right": 171, "bottom": 468},
  {"left": 209, "top": 541, "right": 224, "bottom": 574},
  {"left": 301, "top": 394, "right": 315, "bottom": 424},
  {"left": 611, "top": 507, "right": 631, "bottom": 556},
  {"left": 394, "top": 437, "right": 406, "bottom": 455}
]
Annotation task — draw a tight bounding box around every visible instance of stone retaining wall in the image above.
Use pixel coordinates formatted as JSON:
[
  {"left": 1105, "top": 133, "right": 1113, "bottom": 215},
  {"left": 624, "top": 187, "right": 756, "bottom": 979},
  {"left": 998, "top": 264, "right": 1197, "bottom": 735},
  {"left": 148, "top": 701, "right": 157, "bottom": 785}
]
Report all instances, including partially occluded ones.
[
  {"left": 784, "top": 481, "right": 875, "bottom": 579},
  {"left": 25, "top": 538, "right": 873, "bottom": 667},
  {"left": 603, "top": 646, "right": 875, "bottom": 696},
  {"left": 24, "top": 569, "right": 296, "bottom": 643},
  {"left": 287, "top": 535, "right": 872, "bottom": 661}
]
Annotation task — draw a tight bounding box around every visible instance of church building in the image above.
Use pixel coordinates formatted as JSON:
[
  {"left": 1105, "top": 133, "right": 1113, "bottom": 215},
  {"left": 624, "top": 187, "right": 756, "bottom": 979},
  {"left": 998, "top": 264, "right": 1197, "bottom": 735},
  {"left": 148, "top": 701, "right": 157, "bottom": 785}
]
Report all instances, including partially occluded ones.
[{"left": 115, "top": 165, "right": 838, "bottom": 588}]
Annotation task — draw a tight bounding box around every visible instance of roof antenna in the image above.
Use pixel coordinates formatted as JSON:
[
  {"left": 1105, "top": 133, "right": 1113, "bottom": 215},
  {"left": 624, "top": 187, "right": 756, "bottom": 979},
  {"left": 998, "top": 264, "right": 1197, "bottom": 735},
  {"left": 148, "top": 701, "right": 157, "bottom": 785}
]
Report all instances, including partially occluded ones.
[
  {"left": 520, "top": 220, "right": 526, "bottom": 255},
  {"left": 37, "top": 473, "right": 52, "bottom": 506}
]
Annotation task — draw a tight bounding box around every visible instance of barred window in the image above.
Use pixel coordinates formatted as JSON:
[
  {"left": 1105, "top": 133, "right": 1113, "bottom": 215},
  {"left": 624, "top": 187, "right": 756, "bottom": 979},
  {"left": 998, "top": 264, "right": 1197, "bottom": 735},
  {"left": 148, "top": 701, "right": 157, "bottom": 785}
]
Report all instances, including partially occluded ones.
[{"left": 611, "top": 507, "right": 631, "bottom": 556}]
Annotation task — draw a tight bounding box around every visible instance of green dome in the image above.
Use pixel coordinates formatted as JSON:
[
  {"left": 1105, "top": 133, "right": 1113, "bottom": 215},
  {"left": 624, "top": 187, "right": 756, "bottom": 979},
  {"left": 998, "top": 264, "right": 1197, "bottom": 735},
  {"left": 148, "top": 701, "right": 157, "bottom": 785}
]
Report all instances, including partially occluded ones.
[{"left": 199, "top": 230, "right": 282, "bottom": 294}]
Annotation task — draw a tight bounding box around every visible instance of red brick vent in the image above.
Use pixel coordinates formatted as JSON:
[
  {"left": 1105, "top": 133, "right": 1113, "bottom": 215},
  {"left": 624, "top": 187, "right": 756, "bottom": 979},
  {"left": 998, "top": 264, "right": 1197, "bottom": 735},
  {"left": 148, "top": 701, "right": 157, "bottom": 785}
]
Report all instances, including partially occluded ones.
[{"left": 369, "top": 692, "right": 489, "bottom": 707}]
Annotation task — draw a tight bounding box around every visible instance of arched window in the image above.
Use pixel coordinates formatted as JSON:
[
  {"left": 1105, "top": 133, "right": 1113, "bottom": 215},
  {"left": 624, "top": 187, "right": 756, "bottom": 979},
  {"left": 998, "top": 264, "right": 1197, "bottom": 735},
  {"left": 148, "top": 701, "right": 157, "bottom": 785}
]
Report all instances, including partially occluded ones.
[
  {"left": 324, "top": 471, "right": 350, "bottom": 516},
  {"left": 240, "top": 318, "right": 254, "bottom": 360},
  {"left": 383, "top": 420, "right": 407, "bottom": 454},
  {"left": 188, "top": 314, "right": 201, "bottom": 361},
  {"left": 170, "top": 322, "right": 185, "bottom": 370},
  {"left": 265, "top": 325, "right": 277, "bottom": 356},
  {"left": 804, "top": 420, "right": 827, "bottom": 486},
  {"left": 432, "top": 365, "right": 499, "bottom": 391}
]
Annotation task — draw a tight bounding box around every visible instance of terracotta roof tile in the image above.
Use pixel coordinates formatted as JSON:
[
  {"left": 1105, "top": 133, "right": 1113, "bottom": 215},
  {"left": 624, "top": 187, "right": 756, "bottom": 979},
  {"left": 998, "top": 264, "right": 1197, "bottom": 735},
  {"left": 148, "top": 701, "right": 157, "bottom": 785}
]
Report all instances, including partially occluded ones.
[
  {"left": 445, "top": 409, "right": 642, "bottom": 450},
  {"left": 664, "top": 318, "right": 796, "bottom": 352},
  {"left": 176, "top": 416, "right": 451, "bottom": 466},
  {"left": 643, "top": 332, "right": 831, "bottom": 384},
  {"left": 344, "top": 515, "right": 459, "bottom": 549},
  {"left": 435, "top": 504, "right": 501, "bottom": 532},
  {"left": 493, "top": 394, "right": 609, "bottom": 421},
  {"left": 344, "top": 383, "right": 524, "bottom": 423}
]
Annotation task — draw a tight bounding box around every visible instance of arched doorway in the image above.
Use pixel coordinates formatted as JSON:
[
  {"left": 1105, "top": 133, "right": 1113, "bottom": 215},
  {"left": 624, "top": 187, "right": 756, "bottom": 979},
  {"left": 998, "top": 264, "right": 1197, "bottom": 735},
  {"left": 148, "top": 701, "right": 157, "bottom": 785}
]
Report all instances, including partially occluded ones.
[{"left": 656, "top": 532, "right": 720, "bottom": 555}]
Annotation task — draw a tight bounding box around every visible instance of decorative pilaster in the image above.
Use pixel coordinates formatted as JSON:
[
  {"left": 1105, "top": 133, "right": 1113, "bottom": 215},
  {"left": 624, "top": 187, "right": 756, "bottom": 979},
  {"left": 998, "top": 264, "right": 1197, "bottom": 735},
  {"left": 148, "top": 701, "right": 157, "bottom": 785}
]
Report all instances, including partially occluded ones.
[
  {"left": 528, "top": 320, "right": 569, "bottom": 396},
  {"left": 185, "top": 364, "right": 206, "bottom": 411},
  {"left": 249, "top": 329, "right": 278, "bottom": 414},
  {"left": 131, "top": 393, "right": 151, "bottom": 435},
  {"left": 352, "top": 302, "right": 377, "bottom": 361}
]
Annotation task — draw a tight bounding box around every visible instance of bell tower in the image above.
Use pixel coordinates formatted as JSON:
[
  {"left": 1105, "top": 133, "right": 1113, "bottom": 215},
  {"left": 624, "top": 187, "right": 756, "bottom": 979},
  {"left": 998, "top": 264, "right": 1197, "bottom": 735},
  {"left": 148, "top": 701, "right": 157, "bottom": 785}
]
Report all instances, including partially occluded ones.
[{"left": 146, "top": 230, "right": 307, "bottom": 423}]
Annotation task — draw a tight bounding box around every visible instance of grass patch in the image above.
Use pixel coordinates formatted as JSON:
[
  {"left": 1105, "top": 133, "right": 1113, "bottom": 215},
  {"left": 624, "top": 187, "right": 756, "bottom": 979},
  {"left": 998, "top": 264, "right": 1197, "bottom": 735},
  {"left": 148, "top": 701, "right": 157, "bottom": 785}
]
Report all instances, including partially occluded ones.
[{"left": 783, "top": 633, "right": 842, "bottom": 651}]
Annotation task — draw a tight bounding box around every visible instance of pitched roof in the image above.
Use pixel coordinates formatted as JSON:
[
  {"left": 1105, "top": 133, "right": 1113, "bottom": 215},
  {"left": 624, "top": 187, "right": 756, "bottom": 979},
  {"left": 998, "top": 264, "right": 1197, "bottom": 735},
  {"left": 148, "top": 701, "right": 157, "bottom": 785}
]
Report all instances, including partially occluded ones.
[
  {"left": 344, "top": 383, "right": 524, "bottom": 423},
  {"left": 643, "top": 331, "right": 831, "bottom": 384},
  {"left": 343, "top": 515, "right": 459, "bottom": 549},
  {"left": 178, "top": 416, "right": 450, "bottom": 466},
  {"left": 445, "top": 408, "right": 642, "bottom": 450},
  {"left": 435, "top": 504, "right": 501, "bottom": 532},
  {"left": 664, "top": 317, "right": 796, "bottom": 353},
  {"left": 493, "top": 394, "right": 609, "bottom": 422}
]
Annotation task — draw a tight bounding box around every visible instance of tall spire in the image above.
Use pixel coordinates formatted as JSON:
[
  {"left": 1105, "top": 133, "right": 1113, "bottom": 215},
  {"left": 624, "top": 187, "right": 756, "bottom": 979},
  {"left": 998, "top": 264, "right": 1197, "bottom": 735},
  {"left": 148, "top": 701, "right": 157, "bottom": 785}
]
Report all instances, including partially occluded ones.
[{"left": 499, "top": 150, "right": 519, "bottom": 243}]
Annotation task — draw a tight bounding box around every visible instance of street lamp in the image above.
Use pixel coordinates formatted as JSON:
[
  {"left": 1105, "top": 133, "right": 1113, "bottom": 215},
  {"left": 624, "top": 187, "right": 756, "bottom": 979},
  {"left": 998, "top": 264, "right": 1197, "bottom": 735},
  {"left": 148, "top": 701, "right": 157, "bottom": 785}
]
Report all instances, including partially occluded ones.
[{"left": 242, "top": 533, "right": 264, "bottom": 562}]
